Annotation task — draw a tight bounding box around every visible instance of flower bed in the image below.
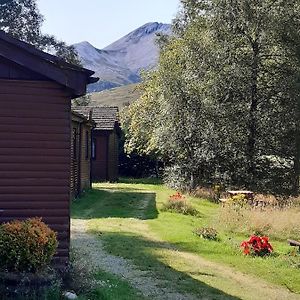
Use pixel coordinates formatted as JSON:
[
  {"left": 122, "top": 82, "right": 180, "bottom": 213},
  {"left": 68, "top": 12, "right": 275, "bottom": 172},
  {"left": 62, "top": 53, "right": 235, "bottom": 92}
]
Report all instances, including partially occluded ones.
[{"left": 241, "top": 235, "right": 273, "bottom": 256}]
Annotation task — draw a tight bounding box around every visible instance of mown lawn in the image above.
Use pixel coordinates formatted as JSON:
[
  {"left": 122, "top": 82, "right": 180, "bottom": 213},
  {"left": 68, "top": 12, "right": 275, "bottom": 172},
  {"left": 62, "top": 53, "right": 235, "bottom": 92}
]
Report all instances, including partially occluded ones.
[{"left": 72, "top": 178, "right": 300, "bottom": 299}]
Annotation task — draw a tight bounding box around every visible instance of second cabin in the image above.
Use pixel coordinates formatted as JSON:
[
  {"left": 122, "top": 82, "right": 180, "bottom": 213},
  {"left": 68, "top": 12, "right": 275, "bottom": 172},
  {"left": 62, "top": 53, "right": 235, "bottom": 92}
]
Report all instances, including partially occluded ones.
[
  {"left": 73, "top": 106, "right": 120, "bottom": 182},
  {"left": 71, "top": 111, "right": 95, "bottom": 198}
]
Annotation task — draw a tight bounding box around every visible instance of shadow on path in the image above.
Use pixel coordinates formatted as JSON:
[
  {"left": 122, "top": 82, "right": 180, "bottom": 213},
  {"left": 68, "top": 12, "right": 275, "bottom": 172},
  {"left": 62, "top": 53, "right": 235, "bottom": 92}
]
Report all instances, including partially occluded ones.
[{"left": 72, "top": 188, "right": 158, "bottom": 220}]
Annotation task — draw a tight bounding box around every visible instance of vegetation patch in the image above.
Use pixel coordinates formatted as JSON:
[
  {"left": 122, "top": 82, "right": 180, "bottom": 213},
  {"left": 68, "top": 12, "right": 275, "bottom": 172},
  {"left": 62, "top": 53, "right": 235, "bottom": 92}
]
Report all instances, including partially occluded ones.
[
  {"left": 194, "top": 227, "right": 219, "bottom": 241},
  {"left": 0, "top": 218, "right": 57, "bottom": 273},
  {"left": 162, "top": 192, "right": 199, "bottom": 216},
  {"left": 0, "top": 218, "right": 59, "bottom": 299},
  {"left": 241, "top": 235, "right": 273, "bottom": 256},
  {"left": 216, "top": 205, "right": 300, "bottom": 241}
]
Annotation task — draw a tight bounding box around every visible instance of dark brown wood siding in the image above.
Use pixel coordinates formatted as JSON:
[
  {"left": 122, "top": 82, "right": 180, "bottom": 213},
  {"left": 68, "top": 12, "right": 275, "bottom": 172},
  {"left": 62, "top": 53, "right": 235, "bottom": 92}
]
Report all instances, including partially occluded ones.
[
  {"left": 70, "top": 120, "right": 92, "bottom": 198},
  {"left": 0, "top": 79, "right": 71, "bottom": 268},
  {"left": 70, "top": 121, "right": 80, "bottom": 198},
  {"left": 92, "top": 132, "right": 108, "bottom": 181},
  {"left": 92, "top": 129, "right": 118, "bottom": 182},
  {"left": 107, "top": 131, "right": 119, "bottom": 182},
  {"left": 80, "top": 124, "right": 92, "bottom": 190}
]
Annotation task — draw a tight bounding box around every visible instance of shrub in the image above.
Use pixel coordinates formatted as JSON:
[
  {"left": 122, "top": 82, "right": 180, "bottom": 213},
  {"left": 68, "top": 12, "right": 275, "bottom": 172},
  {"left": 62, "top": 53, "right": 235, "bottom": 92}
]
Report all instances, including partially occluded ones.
[
  {"left": 162, "top": 192, "right": 199, "bottom": 216},
  {"left": 194, "top": 227, "right": 219, "bottom": 241},
  {"left": 0, "top": 218, "right": 58, "bottom": 273},
  {"left": 226, "top": 194, "right": 248, "bottom": 207},
  {"left": 241, "top": 235, "right": 273, "bottom": 256}
]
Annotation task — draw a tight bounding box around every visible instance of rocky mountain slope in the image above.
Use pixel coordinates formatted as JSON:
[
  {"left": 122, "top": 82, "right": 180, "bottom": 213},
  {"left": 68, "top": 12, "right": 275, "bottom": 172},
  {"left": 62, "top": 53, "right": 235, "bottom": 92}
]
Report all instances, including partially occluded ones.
[{"left": 74, "top": 22, "right": 171, "bottom": 92}]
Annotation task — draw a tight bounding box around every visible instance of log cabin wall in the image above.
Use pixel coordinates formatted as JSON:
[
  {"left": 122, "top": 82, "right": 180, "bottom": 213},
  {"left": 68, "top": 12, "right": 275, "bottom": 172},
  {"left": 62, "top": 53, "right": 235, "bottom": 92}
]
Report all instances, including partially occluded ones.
[
  {"left": 0, "top": 30, "right": 97, "bottom": 270},
  {"left": 0, "top": 79, "right": 71, "bottom": 267},
  {"left": 80, "top": 124, "right": 92, "bottom": 191},
  {"left": 70, "top": 120, "right": 80, "bottom": 199},
  {"left": 71, "top": 112, "right": 93, "bottom": 198}
]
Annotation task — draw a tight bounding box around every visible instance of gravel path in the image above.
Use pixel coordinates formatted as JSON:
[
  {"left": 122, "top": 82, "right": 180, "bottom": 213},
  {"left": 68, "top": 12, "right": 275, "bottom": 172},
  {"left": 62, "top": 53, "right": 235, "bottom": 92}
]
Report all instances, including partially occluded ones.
[
  {"left": 71, "top": 219, "right": 300, "bottom": 300},
  {"left": 71, "top": 219, "right": 199, "bottom": 300}
]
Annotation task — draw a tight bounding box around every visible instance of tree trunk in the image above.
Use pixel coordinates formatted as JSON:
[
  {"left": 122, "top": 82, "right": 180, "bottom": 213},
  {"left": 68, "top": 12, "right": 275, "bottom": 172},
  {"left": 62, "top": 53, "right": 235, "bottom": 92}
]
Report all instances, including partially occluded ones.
[
  {"left": 293, "top": 99, "right": 300, "bottom": 195},
  {"left": 247, "top": 41, "right": 259, "bottom": 188}
]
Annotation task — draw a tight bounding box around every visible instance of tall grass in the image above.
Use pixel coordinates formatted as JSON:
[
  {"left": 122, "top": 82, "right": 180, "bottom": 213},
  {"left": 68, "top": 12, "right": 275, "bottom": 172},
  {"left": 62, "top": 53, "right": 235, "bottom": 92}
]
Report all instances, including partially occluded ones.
[{"left": 215, "top": 206, "right": 300, "bottom": 240}]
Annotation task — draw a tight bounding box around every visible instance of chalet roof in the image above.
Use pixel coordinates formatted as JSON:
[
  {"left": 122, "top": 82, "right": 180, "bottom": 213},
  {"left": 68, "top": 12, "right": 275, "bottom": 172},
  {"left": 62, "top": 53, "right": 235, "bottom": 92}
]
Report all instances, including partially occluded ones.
[
  {"left": 0, "top": 30, "right": 98, "bottom": 98},
  {"left": 72, "top": 106, "right": 119, "bottom": 131},
  {"left": 71, "top": 110, "right": 95, "bottom": 127}
]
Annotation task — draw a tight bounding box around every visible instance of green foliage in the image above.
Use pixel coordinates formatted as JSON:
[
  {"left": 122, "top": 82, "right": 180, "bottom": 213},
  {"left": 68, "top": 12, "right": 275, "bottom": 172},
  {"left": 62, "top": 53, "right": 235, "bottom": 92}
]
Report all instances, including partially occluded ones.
[
  {"left": 0, "top": 218, "right": 58, "bottom": 273},
  {"left": 162, "top": 192, "right": 199, "bottom": 216},
  {"left": 122, "top": 0, "right": 300, "bottom": 195},
  {"left": 194, "top": 227, "right": 219, "bottom": 241},
  {"left": 73, "top": 181, "right": 300, "bottom": 296},
  {"left": 226, "top": 194, "right": 248, "bottom": 207},
  {"left": 0, "top": 0, "right": 80, "bottom": 64}
]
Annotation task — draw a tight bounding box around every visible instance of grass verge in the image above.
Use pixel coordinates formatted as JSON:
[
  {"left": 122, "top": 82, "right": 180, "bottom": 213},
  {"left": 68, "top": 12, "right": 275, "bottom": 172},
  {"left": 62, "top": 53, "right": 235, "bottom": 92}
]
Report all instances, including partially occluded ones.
[{"left": 72, "top": 179, "right": 300, "bottom": 298}]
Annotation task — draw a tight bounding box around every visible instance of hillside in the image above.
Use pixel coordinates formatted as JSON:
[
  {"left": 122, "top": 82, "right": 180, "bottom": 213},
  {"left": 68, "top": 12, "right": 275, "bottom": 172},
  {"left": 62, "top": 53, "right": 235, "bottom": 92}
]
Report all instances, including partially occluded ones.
[
  {"left": 74, "top": 22, "right": 171, "bottom": 92},
  {"left": 88, "top": 84, "right": 141, "bottom": 110}
]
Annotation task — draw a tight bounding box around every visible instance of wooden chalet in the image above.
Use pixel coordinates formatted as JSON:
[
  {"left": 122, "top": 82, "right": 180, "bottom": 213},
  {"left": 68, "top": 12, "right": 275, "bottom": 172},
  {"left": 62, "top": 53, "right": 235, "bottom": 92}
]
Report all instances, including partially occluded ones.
[
  {"left": 71, "top": 111, "right": 95, "bottom": 198},
  {"left": 0, "top": 30, "right": 97, "bottom": 268},
  {"left": 72, "top": 107, "right": 120, "bottom": 182}
]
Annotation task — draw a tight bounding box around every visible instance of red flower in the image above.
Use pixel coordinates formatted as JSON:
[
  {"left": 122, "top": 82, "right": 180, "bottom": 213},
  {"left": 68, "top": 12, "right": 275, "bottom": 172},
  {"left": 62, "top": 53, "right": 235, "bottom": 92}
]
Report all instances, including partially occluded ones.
[{"left": 241, "top": 235, "right": 273, "bottom": 256}]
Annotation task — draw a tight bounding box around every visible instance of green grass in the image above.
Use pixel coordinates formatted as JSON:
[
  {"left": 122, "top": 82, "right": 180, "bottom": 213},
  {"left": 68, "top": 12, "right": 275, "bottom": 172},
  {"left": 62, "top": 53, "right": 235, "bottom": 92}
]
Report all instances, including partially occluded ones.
[
  {"left": 80, "top": 270, "right": 143, "bottom": 300},
  {"left": 72, "top": 179, "right": 300, "bottom": 299},
  {"left": 89, "top": 84, "right": 140, "bottom": 110}
]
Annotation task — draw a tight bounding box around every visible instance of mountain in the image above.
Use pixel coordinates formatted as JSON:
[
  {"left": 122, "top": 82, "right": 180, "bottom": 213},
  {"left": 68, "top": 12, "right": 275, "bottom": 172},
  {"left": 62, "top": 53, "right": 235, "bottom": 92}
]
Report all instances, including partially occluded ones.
[
  {"left": 73, "top": 22, "right": 172, "bottom": 92},
  {"left": 88, "top": 83, "right": 141, "bottom": 109}
]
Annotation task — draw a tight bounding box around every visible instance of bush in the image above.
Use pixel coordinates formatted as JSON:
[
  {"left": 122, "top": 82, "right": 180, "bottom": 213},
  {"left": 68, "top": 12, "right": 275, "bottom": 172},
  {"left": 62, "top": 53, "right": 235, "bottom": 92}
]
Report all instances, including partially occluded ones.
[
  {"left": 162, "top": 192, "right": 199, "bottom": 216},
  {"left": 226, "top": 194, "right": 248, "bottom": 207},
  {"left": 241, "top": 235, "right": 273, "bottom": 256},
  {"left": 0, "top": 218, "right": 58, "bottom": 273},
  {"left": 194, "top": 227, "right": 219, "bottom": 241}
]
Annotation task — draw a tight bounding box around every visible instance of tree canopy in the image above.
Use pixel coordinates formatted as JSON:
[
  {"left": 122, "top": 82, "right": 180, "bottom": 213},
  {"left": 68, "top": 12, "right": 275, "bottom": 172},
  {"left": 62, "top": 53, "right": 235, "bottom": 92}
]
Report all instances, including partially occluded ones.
[
  {"left": 122, "top": 0, "right": 300, "bottom": 195},
  {"left": 0, "top": 0, "right": 79, "bottom": 64}
]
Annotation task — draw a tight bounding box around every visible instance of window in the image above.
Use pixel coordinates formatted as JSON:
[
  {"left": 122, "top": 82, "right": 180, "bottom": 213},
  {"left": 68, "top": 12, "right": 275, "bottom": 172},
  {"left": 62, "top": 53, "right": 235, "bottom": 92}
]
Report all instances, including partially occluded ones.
[
  {"left": 92, "top": 138, "right": 96, "bottom": 160},
  {"left": 85, "top": 131, "right": 89, "bottom": 160}
]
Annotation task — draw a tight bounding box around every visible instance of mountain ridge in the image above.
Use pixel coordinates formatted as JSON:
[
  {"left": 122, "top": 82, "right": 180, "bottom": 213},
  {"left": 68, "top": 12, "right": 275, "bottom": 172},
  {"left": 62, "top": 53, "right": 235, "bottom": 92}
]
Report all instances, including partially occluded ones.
[{"left": 73, "top": 22, "right": 171, "bottom": 92}]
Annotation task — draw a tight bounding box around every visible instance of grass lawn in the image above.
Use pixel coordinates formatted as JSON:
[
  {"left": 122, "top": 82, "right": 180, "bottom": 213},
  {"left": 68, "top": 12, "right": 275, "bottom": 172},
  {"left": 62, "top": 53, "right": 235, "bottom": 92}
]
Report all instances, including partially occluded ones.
[{"left": 71, "top": 178, "right": 300, "bottom": 299}]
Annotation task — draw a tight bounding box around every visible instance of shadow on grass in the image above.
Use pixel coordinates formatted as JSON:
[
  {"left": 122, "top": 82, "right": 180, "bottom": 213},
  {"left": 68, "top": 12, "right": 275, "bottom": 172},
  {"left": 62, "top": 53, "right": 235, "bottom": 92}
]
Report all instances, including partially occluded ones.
[
  {"left": 72, "top": 188, "right": 158, "bottom": 220},
  {"left": 119, "top": 177, "right": 162, "bottom": 185},
  {"left": 80, "top": 231, "right": 240, "bottom": 300}
]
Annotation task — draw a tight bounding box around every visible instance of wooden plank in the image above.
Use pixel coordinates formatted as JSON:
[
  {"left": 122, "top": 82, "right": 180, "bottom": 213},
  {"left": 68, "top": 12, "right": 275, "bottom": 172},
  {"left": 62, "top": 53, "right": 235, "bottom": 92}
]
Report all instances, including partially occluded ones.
[
  {"left": 0, "top": 116, "right": 69, "bottom": 127},
  {"left": 0, "top": 178, "right": 69, "bottom": 187},
  {"left": 0, "top": 209, "right": 69, "bottom": 217},
  {"left": 0, "top": 108, "right": 69, "bottom": 118},
  {"left": 0, "top": 148, "right": 69, "bottom": 157},
  {"left": 0, "top": 171, "right": 68, "bottom": 179},
  {"left": 0, "top": 132, "right": 69, "bottom": 142},
  {"left": 0, "top": 163, "right": 70, "bottom": 171},
  {"left": 0, "top": 124, "right": 70, "bottom": 134},
  {"left": 288, "top": 239, "right": 300, "bottom": 247},
  {"left": 0, "top": 201, "right": 69, "bottom": 209},
  {"left": 0, "top": 186, "right": 69, "bottom": 194},
  {"left": 0, "top": 141, "right": 70, "bottom": 149},
  {"left": 0, "top": 101, "right": 69, "bottom": 111},
  {"left": 0, "top": 194, "right": 68, "bottom": 201}
]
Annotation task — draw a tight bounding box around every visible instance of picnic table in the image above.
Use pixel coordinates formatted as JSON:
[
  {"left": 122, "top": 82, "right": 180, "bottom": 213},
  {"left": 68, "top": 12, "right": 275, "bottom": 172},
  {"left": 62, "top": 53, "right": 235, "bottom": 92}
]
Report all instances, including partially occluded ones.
[{"left": 288, "top": 239, "right": 300, "bottom": 251}]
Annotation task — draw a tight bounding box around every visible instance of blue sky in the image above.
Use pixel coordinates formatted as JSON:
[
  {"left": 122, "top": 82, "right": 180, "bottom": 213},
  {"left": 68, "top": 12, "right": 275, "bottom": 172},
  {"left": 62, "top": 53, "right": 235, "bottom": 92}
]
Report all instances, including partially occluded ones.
[{"left": 37, "top": 0, "right": 180, "bottom": 49}]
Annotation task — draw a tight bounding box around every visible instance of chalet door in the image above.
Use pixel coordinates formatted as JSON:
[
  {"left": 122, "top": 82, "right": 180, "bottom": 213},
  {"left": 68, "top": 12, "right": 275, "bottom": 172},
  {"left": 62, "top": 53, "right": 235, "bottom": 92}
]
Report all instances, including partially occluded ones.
[{"left": 92, "top": 135, "right": 108, "bottom": 181}]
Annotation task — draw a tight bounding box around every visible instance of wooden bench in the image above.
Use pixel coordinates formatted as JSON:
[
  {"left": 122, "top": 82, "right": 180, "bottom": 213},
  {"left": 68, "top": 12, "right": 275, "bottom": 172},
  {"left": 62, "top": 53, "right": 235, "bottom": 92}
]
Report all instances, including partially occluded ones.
[{"left": 288, "top": 239, "right": 300, "bottom": 251}]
